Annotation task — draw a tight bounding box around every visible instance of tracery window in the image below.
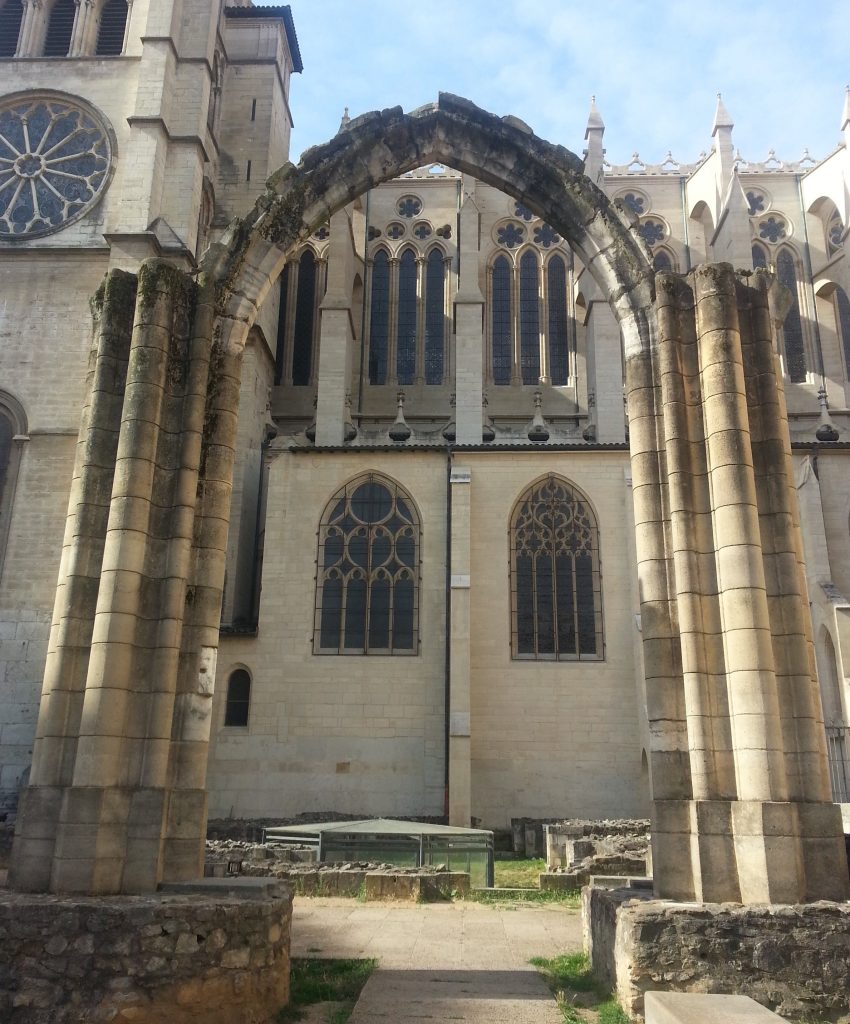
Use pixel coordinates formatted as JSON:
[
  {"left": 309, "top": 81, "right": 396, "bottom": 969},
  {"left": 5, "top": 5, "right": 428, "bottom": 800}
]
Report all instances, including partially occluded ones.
[
  {"left": 224, "top": 669, "right": 251, "bottom": 727},
  {"left": 42, "top": 0, "right": 75, "bottom": 56},
  {"left": 366, "top": 244, "right": 447, "bottom": 386},
  {"left": 275, "top": 246, "right": 326, "bottom": 388},
  {"left": 751, "top": 243, "right": 769, "bottom": 270},
  {"left": 489, "top": 249, "right": 573, "bottom": 386},
  {"left": 95, "top": 0, "right": 128, "bottom": 55},
  {"left": 510, "top": 475, "right": 603, "bottom": 661},
  {"left": 0, "top": 0, "right": 24, "bottom": 57},
  {"left": 315, "top": 475, "right": 419, "bottom": 655},
  {"left": 776, "top": 247, "right": 806, "bottom": 383}
]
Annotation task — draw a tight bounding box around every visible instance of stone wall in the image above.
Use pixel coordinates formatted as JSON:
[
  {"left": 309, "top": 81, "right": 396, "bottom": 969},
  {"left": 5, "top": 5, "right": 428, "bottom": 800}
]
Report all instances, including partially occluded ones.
[
  {"left": 584, "top": 885, "right": 850, "bottom": 1022},
  {"left": 0, "top": 888, "right": 292, "bottom": 1023}
]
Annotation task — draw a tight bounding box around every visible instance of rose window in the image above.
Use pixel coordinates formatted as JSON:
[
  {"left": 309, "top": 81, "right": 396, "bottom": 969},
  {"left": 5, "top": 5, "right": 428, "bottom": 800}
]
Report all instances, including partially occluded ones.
[
  {"left": 497, "top": 221, "right": 525, "bottom": 248},
  {"left": 758, "top": 216, "right": 787, "bottom": 244},
  {"left": 533, "top": 223, "right": 560, "bottom": 248},
  {"left": 638, "top": 218, "right": 666, "bottom": 247},
  {"left": 514, "top": 202, "right": 535, "bottom": 221},
  {"left": 0, "top": 94, "right": 113, "bottom": 239},
  {"left": 621, "top": 192, "right": 646, "bottom": 216},
  {"left": 397, "top": 195, "right": 422, "bottom": 218}
]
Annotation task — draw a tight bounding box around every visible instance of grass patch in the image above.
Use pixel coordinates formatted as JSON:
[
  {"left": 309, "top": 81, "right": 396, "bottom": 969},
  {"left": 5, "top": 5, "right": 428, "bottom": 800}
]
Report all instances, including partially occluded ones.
[
  {"left": 278, "top": 958, "right": 377, "bottom": 1024},
  {"left": 530, "top": 952, "right": 629, "bottom": 1024},
  {"left": 466, "top": 887, "right": 582, "bottom": 908},
  {"left": 493, "top": 857, "right": 547, "bottom": 888}
]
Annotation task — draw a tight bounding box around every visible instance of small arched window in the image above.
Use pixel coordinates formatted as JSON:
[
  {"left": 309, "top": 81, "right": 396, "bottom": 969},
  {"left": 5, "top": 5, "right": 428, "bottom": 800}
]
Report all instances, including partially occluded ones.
[
  {"left": 510, "top": 475, "right": 603, "bottom": 660},
  {"left": 291, "top": 248, "right": 316, "bottom": 386},
  {"left": 315, "top": 474, "right": 419, "bottom": 655},
  {"left": 95, "top": 0, "right": 127, "bottom": 54},
  {"left": 751, "top": 243, "right": 769, "bottom": 270},
  {"left": 224, "top": 669, "right": 251, "bottom": 727},
  {"left": 652, "top": 249, "right": 674, "bottom": 272},
  {"left": 776, "top": 248, "right": 806, "bottom": 383},
  {"left": 0, "top": 0, "right": 24, "bottom": 57},
  {"left": 368, "top": 249, "right": 390, "bottom": 385},
  {"left": 519, "top": 250, "right": 540, "bottom": 384},
  {"left": 491, "top": 254, "right": 512, "bottom": 385},
  {"left": 547, "top": 254, "right": 569, "bottom": 385},
  {"left": 834, "top": 286, "right": 850, "bottom": 381},
  {"left": 42, "top": 0, "right": 76, "bottom": 56},
  {"left": 424, "top": 248, "right": 445, "bottom": 385},
  {"left": 396, "top": 249, "right": 417, "bottom": 385}
]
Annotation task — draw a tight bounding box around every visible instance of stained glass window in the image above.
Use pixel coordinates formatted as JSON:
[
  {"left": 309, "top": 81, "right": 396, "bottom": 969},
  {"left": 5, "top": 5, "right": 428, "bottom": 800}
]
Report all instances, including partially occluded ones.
[
  {"left": 424, "top": 248, "right": 444, "bottom": 385},
  {"left": 835, "top": 286, "right": 850, "bottom": 381},
  {"left": 396, "top": 249, "right": 417, "bottom": 385},
  {"left": 638, "top": 219, "right": 666, "bottom": 247},
  {"left": 315, "top": 475, "right": 419, "bottom": 654},
  {"left": 368, "top": 250, "right": 390, "bottom": 385},
  {"left": 95, "top": 0, "right": 128, "bottom": 54},
  {"left": 497, "top": 222, "right": 525, "bottom": 249},
  {"left": 0, "top": 0, "right": 24, "bottom": 57},
  {"left": 547, "top": 255, "right": 569, "bottom": 385},
  {"left": 511, "top": 475, "right": 603, "bottom": 660},
  {"left": 0, "top": 95, "right": 112, "bottom": 238},
  {"left": 491, "top": 255, "right": 512, "bottom": 385},
  {"left": 519, "top": 251, "right": 540, "bottom": 385},
  {"left": 776, "top": 248, "right": 806, "bottom": 383},
  {"left": 224, "top": 669, "right": 251, "bottom": 727},
  {"left": 291, "top": 249, "right": 316, "bottom": 386},
  {"left": 751, "top": 244, "right": 768, "bottom": 269},
  {"left": 397, "top": 196, "right": 422, "bottom": 218},
  {"left": 653, "top": 250, "right": 673, "bottom": 272},
  {"left": 42, "top": 0, "right": 75, "bottom": 55},
  {"left": 534, "top": 224, "right": 560, "bottom": 248}
]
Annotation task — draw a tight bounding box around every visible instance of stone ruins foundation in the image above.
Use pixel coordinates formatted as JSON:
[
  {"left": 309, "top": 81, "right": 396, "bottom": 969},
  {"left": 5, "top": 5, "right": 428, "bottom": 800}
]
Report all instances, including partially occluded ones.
[{"left": 4, "top": 93, "right": 849, "bottom": 1019}]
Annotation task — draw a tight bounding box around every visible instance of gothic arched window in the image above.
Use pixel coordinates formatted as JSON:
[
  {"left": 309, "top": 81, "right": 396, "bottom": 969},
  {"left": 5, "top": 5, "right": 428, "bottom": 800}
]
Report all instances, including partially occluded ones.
[
  {"left": 519, "top": 250, "right": 541, "bottom": 384},
  {"left": 491, "top": 254, "right": 512, "bottom": 385},
  {"left": 751, "top": 243, "right": 769, "bottom": 270},
  {"left": 0, "top": 0, "right": 24, "bottom": 56},
  {"left": 396, "top": 249, "right": 417, "bottom": 385},
  {"left": 547, "top": 254, "right": 569, "bottom": 385},
  {"left": 224, "top": 669, "right": 251, "bottom": 727},
  {"left": 315, "top": 475, "right": 419, "bottom": 655},
  {"left": 368, "top": 249, "right": 390, "bottom": 385},
  {"left": 42, "top": 0, "right": 75, "bottom": 55},
  {"left": 834, "top": 286, "right": 850, "bottom": 381},
  {"left": 291, "top": 248, "right": 316, "bottom": 386},
  {"left": 95, "top": 0, "right": 128, "bottom": 54},
  {"left": 776, "top": 247, "right": 806, "bottom": 383},
  {"left": 510, "top": 475, "right": 603, "bottom": 660},
  {"left": 424, "top": 247, "right": 445, "bottom": 385}
]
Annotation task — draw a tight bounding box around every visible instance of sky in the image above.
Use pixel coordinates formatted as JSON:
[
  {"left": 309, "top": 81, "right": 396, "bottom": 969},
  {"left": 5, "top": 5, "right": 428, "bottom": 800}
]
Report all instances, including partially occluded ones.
[{"left": 273, "top": 0, "right": 850, "bottom": 170}]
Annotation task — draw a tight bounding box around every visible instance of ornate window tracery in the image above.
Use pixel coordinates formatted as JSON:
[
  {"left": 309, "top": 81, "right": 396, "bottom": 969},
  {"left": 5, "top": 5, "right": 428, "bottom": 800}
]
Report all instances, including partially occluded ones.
[
  {"left": 0, "top": 93, "right": 113, "bottom": 238},
  {"left": 510, "top": 475, "right": 603, "bottom": 660},
  {"left": 315, "top": 475, "right": 419, "bottom": 655}
]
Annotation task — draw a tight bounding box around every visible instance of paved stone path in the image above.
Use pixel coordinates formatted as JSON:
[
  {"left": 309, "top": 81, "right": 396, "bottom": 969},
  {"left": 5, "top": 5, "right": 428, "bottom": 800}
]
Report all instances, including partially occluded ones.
[{"left": 291, "top": 897, "right": 583, "bottom": 1023}]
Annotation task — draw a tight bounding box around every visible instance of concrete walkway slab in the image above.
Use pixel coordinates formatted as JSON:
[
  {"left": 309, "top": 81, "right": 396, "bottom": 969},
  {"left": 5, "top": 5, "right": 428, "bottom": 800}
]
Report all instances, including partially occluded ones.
[{"left": 291, "top": 897, "right": 582, "bottom": 1023}]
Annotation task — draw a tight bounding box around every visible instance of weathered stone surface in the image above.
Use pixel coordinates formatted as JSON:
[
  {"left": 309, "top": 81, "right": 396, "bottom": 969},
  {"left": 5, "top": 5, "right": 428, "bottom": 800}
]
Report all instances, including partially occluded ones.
[
  {"left": 584, "top": 886, "right": 850, "bottom": 1021},
  {"left": 0, "top": 888, "right": 292, "bottom": 1023},
  {"left": 645, "top": 992, "right": 783, "bottom": 1024}
]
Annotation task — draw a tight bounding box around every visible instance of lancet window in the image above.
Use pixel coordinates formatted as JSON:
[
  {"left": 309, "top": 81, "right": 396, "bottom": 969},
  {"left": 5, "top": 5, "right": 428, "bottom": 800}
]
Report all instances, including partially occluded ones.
[
  {"left": 315, "top": 475, "right": 419, "bottom": 655},
  {"left": 510, "top": 475, "right": 603, "bottom": 661},
  {"left": 0, "top": 0, "right": 24, "bottom": 56},
  {"left": 775, "top": 247, "right": 807, "bottom": 383},
  {"left": 835, "top": 286, "right": 850, "bottom": 380},
  {"left": 274, "top": 246, "right": 326, "bottom": 387},
  {"left": 224, "top": 669, "right": 251, "bottom": 727},
  {"left": 95, "top": 0, "right": 128, "bottom": 54},
  {"left": 366, "top": 245, "right": 448, "bottom": 386},
  {"left": 488, "top": 249, "right": 573, "bottom": 386},
  {"left": 42, "top": 0, "right": 75, "bottom": 55}
]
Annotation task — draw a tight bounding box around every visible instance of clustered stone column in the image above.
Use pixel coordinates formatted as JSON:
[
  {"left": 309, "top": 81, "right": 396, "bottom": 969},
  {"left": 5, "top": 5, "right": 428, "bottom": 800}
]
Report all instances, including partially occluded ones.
[
  {"left": 627, "top": 261, "right": 849, "bottom": 904},
  {"left": 10, "top": 260, "right": 233, "bottom": 894}
]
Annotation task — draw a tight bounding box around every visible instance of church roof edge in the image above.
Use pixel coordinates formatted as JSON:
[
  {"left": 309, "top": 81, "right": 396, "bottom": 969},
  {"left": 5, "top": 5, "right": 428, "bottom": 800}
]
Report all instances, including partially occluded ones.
[{"left": 224, "top": 5, "right": 303, "bottom": 72}]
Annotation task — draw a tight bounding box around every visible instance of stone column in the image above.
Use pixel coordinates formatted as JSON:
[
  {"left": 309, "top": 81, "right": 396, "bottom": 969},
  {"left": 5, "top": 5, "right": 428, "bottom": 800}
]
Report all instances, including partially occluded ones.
[
  {"left": 586, "top": 298, "right": 625, "bottom": 442},
  {"left": 454, "top": 184, "right": 484, "bottom": 445},
  {"left": 448, "top": 465, "right": 472, "bottom": 826}
]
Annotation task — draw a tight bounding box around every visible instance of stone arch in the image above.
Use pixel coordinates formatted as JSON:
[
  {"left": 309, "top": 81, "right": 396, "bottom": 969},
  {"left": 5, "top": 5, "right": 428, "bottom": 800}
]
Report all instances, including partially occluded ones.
[{"left": 203, "top": 94, "right": 655, "bottom": 364}]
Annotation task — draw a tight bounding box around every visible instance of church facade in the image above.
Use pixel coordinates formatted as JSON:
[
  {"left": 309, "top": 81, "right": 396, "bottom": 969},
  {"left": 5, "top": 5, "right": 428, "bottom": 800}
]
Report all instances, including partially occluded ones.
[{"left": 1, "top": 0, "right": 849, "bottom": 832}]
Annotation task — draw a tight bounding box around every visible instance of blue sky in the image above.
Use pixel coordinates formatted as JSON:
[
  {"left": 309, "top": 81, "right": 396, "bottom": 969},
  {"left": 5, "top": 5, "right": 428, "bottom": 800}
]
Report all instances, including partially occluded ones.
[{"left": 276, "top": 0, "right": 849, "bottom": 169}]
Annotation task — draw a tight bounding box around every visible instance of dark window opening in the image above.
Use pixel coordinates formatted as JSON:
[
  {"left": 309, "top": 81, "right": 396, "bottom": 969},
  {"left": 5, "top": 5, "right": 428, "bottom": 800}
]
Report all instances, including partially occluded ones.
[
  {"left": 396, "top": 249, "right": 417, "bottom": 385},
  {"left": 224, "top": 669, "right": 251, "bottom": 727},
  {"left": 291, "top": 249, "right": 316, "bottom": 386},
  {"left": 95, "top": 0, "right": 127, "bottom": 55},
  {"left": 836, "top": 286, "right": 850, "bottom": 381},
  {"left": 519, "top": 250, "right": 540, "bottom": 384},
  {"left": 0, "top": 0, "right": 24, "bottom": 57},
  {"left": 274, "top": 263, "right": 290, "bottom": 385},
  {"left": 368, "top": 250, "right": 390, "bottom": 384},
  {"left": 491, "top": 255, "right": 512, "bottom": 385},
  {"left": 424, "top": 248, "right": 444, "bottom": 385},
  {"left": 776, "top": 249, "right": 806, "bottom": 383},
  {"left": 547, "top": 255, "right": 569, "bottom": 385},
  {"left": 42, "top": 0, "right": 75, "bottom": 56}
]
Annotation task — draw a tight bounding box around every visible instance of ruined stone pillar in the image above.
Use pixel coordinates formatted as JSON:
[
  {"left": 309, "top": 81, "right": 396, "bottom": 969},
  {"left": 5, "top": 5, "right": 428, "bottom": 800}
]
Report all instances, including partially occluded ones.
[
  {"left": 315, "top": 210, "right": 355, "bottom": 446},
  {"left": 627, "top": 262, "right": 849, "bottom": 904},
  {"left": 448, "top": 465, "right": 472, "bottom": 827},
  {"left": 585, "top": 298, "right": 625, "bottom": 442}
]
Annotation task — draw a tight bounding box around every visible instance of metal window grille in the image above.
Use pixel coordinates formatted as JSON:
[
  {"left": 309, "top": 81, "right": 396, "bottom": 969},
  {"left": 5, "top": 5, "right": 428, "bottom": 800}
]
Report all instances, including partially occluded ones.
[
  {"left": 510, "top": 475, "right": 603, "bottom": 661},
  {"left": 547, "top": 255, "right": 569, "bottom": 385},
  {"left": 95, "top": 0, "right": 127, "bottom": 55},
  {"left": 315, "top": 475, "right": 419, "bottom": 655},
  {"left": 42, "top": 0, "right": 75, "bottom": 56}
]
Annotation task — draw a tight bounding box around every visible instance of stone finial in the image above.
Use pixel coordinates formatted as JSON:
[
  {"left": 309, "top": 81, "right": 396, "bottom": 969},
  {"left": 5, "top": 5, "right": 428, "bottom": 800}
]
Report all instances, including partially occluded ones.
[
  {"left": 585, "top": 95, "right": 605, "bottom": 137},
  {"left": 388, "top": 390, "right": 411, "bottom": 443},
  {"left": 482, "top": 392, "right": 495, "bottom": 443},
  {"left": 712, "top": 92, "right": 734, "bottom": 136},
  {"left": 815, "top": 386, "right": 840, "bottom": 442},
  {"left": 841, "top": 85, "right": 850, "bottom": 132},
  {"left": 584, "top": 96, "right": 606, "bottom": 185},
  {"left": 343, "top": 391, "right": 357, "bottom": 443},
  {"left": 338, "top": 107, "right": 351, "bottom": 133},
  {"left": 527, "top": 390, "right": 550, "bottom": 443}
]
